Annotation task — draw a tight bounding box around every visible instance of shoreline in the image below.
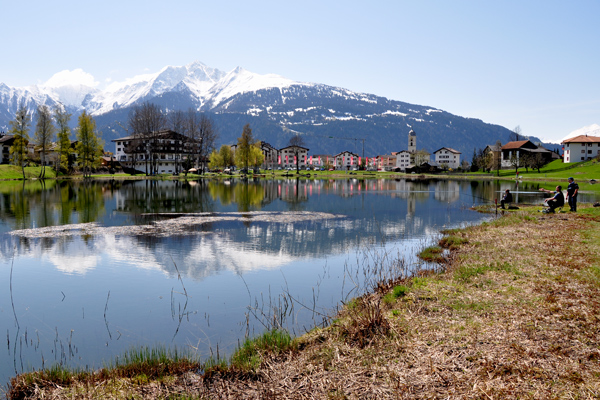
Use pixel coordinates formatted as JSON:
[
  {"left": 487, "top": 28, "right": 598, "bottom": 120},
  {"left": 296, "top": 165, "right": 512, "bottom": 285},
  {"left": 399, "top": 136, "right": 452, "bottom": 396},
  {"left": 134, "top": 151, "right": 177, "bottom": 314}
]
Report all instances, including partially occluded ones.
[{"left": 6, "top": 204, "right": 600, "bottom": 399}]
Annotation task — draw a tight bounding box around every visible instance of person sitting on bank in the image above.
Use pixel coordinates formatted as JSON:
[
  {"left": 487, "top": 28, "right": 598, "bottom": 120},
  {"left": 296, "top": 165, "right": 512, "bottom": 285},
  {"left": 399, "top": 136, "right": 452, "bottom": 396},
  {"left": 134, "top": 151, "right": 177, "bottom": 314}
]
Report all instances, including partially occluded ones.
[
  {"left": 539, "top": 185, "right": 564, "bottom": 213},
  {"left": 500, "top": 189, "right": 513, "bottom": 209}
]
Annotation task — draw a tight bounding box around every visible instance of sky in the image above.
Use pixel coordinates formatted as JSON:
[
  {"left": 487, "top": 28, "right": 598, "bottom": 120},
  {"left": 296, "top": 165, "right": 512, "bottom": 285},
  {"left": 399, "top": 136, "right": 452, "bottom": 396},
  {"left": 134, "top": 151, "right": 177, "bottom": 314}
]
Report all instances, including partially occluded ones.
[{"left": 1, "top": 0, "right": 598, "bottom": 143}]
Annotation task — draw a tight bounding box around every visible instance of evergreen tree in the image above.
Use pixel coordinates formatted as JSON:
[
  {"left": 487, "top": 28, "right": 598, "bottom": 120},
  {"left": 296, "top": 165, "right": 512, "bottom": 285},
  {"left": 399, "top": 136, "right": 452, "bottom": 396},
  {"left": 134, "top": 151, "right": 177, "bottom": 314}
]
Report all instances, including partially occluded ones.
[
  {"left": 55, "top": 105, "right": 72, "bottom": 173},
  {"left": 9, "top": 105, "right": 30, "bottom": 179},
  {"left": 76, "top": 111, "right": 103, "bottom": 178},
  {"left": 34, "top": 105, "right": 55, "bottom": 179}
]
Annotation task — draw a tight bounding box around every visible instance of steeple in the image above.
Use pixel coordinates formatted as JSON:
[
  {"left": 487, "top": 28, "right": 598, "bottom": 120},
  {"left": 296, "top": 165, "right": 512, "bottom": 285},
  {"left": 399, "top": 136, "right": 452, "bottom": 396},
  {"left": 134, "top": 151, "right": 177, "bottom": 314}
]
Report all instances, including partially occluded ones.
[{"left": 408, "top": 129, "right": 416, "bottom": 153}]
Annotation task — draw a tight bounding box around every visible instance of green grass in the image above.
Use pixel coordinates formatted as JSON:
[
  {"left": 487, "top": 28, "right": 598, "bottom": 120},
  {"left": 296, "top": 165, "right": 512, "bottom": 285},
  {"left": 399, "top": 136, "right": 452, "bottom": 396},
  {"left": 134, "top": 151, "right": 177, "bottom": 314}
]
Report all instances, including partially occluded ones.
[
  {"left": 229, "top": 329, "right": 295, "bottom": 371},
  {"left": 418, "top": 245, "right": 445, "bottom": 262},
  {"left": 0, "top": 165, "right": 57, "bottom": 180},
  {"left": 103, "top": 346, "right": 201, "bottom": 379},
  {"left": 383, "top": 285, "right": 410, "bottom": 304},
  {"left": 454, "top": 261, "right": 521, "bottom": 283},
  {"left": 439, "top": 235, "right": 468, "bottom": 250}
]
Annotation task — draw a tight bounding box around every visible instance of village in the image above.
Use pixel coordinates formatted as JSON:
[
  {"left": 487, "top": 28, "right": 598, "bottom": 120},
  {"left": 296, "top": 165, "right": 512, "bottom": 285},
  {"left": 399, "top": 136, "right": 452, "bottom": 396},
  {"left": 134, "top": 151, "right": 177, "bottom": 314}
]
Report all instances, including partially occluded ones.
[
  {"left": 0, "top": 126, "right": 597, "bottom": 176},
  {"left": 110, "top": 128, "right": 582, "bottom": 175}
]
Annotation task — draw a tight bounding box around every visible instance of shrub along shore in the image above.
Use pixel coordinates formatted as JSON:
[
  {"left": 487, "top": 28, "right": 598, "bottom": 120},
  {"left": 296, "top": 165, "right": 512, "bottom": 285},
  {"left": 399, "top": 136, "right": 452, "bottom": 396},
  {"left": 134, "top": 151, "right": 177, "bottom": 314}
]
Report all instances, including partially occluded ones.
[{"left": 6, "top": 204, "right": 600, "bottom": 399}]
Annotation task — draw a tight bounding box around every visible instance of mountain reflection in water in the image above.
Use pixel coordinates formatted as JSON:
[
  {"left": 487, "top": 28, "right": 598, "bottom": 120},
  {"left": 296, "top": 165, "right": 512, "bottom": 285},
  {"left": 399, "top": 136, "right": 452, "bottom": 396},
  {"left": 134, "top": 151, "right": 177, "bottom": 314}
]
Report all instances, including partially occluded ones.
[{"left": 3, "top": 177, "right": 590, "bottom": 386}]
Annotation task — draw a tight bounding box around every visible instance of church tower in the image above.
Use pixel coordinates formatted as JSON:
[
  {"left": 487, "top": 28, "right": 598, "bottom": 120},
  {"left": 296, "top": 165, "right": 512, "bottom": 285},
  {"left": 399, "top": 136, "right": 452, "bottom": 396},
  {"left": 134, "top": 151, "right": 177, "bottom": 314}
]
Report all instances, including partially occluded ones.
[{"left": 408, "top": 129, "right": 416, "bottom": 153}]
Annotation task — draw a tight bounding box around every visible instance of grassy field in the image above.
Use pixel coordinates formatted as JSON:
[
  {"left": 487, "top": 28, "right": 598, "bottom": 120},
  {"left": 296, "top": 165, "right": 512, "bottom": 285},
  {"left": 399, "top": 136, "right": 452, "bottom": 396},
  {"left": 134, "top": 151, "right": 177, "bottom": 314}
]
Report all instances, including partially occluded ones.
[
  {"left": 7, "top": 205, "right": 600, "bottom": 399},
  {"left": 0, "top": 165, "right": 57, "bottom": 180}
]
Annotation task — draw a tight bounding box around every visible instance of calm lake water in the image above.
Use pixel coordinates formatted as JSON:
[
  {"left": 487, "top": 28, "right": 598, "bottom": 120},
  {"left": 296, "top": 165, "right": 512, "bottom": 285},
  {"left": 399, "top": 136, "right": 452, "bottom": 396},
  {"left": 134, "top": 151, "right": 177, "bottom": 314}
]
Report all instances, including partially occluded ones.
[{"left": 0, "top": 177, "right": 596, "bottom": 386}]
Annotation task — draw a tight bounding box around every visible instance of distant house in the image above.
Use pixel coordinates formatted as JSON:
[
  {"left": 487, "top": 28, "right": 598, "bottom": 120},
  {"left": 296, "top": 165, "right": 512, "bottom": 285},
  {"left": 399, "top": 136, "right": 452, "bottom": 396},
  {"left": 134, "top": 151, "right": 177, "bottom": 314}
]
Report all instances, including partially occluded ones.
[
  {"left": 280, "top": 145, "right": 309, "bottom": 168},
  {"left": 334, "top": 151, "right": 359, "bottom": 170},
  {"left": 376, "top": 154, "right": 396, "bottom": 171},
  {"left": 501, "top": 140, "right": 556, "bottom": 168},
  {"left": 562, "top": 135, "right": 600, "bottom": 163},
  {"left": 391, "top": 150, "right": 411, "bottom": 170},
  {"left": 0, "top": 134, "right": 15, "bottom": 164},
  {"left": 260, "top": 142, "right": 279, "bottom": 169},
  {"left": 310, "top": 154, "right": 333, "bottom": 168},
  {"left": 433, "top": 147, "right": 461, "bottom": 169},
  {"left": 483, "top": 141, "right": 502, "bottom": 170}
]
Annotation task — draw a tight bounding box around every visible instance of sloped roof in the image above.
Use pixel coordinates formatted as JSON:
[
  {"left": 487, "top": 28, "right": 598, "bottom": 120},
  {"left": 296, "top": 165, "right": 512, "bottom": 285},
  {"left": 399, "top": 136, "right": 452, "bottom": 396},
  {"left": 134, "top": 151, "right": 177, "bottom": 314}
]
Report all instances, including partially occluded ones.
[
  {"left": 501, "top": 140, "right": 537, "bottom": 150},
  {"left": 433, "top": 147, "right": 461, "bottom": 154},
  {"left": 562, "top": 135, "right": 600, "bottom": 144}
]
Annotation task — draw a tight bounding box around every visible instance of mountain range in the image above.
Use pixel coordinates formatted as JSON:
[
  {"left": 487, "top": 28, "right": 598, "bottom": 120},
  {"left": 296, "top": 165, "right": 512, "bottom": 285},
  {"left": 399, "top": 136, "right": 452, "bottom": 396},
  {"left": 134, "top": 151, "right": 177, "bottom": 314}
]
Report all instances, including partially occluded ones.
[{"left": 0, "top": 61, "right": 559, "bottom": 158}]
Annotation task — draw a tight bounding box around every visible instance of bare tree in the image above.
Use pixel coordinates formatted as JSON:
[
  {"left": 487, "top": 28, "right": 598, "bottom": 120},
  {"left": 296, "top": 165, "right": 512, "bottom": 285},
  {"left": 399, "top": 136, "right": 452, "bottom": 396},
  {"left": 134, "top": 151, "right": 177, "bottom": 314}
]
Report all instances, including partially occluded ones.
[
  {"left": 34, "top": 105, "right": 55, "bottom": 179},
  {"left": 509, "top": 125, "right": 523, "bottom": 142},
  {"left": 128, "top": 102, "right": 167, "bottom": 175},
  {"left": 288, "top": 134, "right": 306, "bottom": 174},
  {"left": 9, "top": 104, "right": 30, "bottom": 180},
  {"left": 185, "top": 110, "right": 217, "bottom": 173}
]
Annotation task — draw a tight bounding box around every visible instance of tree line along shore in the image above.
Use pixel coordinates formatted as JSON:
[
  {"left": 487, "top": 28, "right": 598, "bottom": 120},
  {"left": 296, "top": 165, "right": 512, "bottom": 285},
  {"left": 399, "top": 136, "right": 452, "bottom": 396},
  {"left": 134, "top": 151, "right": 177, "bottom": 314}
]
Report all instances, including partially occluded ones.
[{"left": 5, "top": 203, "right": 600, "bottom": 399}]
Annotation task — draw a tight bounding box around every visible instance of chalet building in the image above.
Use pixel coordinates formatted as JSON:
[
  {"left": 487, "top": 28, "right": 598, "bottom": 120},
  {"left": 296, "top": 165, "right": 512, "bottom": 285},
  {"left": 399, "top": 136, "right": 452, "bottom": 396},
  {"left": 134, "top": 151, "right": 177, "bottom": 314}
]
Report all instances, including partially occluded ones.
[
  {"left": 433, "top": 147, "right": 461, "bottom": 169},
  {"left": 501, "top": 140, "right": 557, "bottom": 168},
  {"left": 280, "top": 145, "right": 309, "bottom": 168},
  {"left": 334, "top": 151, "right": 359, "bottom": 170},
  {"left": 0, "top": 134, "right": 15, "bottom": 164},
  {"left": 562, "top": 135, "right": 600, "bottom": 163},
  {"left": 483, "top": 141, "right": 503, "bottom": 169},
  {"left": 28, "top": 142, "right": 61, "bottom": 166},
  {"left": 112, "top": 130, "right": 198, "bottom": 174}
]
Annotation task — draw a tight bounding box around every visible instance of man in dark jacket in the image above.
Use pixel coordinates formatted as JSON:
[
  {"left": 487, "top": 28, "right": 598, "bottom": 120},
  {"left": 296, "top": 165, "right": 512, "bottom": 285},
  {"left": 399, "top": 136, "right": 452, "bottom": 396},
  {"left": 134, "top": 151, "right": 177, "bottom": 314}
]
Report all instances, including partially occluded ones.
[{"left": 566, "top": 177, "right": 579, "bottom": 212}]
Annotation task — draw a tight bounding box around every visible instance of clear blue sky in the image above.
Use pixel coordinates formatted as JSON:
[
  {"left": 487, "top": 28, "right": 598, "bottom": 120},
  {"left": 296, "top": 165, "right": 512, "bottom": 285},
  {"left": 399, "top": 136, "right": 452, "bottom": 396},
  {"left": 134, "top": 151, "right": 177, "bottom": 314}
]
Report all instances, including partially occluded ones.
[{"left": 1, "top": 0, "right": 598, "bottom": 143}]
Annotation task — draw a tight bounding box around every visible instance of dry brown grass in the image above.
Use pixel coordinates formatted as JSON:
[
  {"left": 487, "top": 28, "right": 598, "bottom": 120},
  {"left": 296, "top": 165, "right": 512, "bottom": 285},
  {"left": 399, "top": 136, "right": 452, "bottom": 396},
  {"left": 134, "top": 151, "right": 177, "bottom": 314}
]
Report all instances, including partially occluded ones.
[{"left": 9, "top": 207, "right": 600, "bottom": 399}]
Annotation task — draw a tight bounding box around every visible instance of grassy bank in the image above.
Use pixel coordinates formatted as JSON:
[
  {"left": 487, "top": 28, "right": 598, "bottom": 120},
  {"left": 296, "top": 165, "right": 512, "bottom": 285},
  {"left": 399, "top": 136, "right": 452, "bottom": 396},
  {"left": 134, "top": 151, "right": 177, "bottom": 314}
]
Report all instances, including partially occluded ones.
[{"left": 7, "top": 204, "right": 600, "bottom": 399}]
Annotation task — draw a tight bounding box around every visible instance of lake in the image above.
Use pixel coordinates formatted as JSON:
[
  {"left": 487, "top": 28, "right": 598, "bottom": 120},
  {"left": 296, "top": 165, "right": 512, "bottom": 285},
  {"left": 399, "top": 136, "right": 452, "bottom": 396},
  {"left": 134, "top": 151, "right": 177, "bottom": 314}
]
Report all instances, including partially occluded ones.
[{"left": 0, "top": 177, "right": 595, "bottom": 387}]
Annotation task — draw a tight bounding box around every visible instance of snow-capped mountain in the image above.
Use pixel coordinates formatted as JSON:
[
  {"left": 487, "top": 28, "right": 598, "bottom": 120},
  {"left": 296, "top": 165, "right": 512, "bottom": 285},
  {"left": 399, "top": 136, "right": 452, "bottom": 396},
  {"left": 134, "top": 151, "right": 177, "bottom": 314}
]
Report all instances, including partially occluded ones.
[
  {"left": 0, "top": 61, "right": 299, "bottom": 115},
  {"left": 0, "top": 61, "right": 531, "bottom": 156},
  {"left": 562, "top": 124, "right": 600, "bottom": 141}
]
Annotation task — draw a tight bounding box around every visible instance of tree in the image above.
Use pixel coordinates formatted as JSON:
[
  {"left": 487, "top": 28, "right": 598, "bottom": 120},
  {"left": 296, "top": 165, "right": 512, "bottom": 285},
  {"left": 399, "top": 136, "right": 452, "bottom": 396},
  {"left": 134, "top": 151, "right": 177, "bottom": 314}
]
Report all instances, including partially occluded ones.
[
  {"left": 219, "top": 145, "right": 234, "bottom": 168},
  {"left": 531, "top": 152, "right": 546, "bottom": 173},
  {"left": 76, "top": 111, "right": 103, "bottom": 178},
  {"left": 414, "top": 149, "right": 429, "bottom": 167},
  {"left": 128, "top": 102, "right": 166, "bottom": 175},
  {"left": 9, "top": 105, "right": 30, "bottom": 179},
  {"left": 509, "top": 125, "right": 522, "bottom": 142},
  {"left": 509, "top": 153, "right": 520, "bottom": 175},
  {"left": 249, "top": 144, "right": 265, "bottom": 172},
  {"left": 521, "top": 153, "right": 532, "bottom": 173},
  {"left": 55, "top": 105, "right": 73, "bottom": 173},
  {"left": 208, "top": 149, "right": 223, "bottom": 170},
  {"left": 34, "top": 105, "right": 56, "bottom": 179},
  {"left": 186, "top": 110, "right": 217, "bottom": 173},
  {"left": 235, "top": 124, "right": 256, "bottom": 172},
  {"left": 287, "top": 134, "right": 306, "bottom": 174},
  {"left": 208, "top": 145, "right": 234, "bottom": 170}
]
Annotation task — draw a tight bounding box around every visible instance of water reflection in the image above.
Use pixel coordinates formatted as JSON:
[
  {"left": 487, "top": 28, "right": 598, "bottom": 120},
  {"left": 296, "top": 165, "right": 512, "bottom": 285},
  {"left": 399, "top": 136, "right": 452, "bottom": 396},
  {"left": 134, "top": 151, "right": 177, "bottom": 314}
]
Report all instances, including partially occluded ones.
[{"left": 1, "top": 177, "right": 598, "bottom": 386}]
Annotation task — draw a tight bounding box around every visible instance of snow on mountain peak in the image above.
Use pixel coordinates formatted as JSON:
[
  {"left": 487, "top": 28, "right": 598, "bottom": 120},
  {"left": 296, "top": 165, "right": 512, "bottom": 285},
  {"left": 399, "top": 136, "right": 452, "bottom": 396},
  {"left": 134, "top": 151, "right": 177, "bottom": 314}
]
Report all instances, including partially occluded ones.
[
  {"left": 44, "top": 69, "right": 99, "bottom": 89},
  {"left": 561, "top": 123, "right": 600, "bottom": 142},
  {"left": 1, "top": 61, "right": 305, "bottom": 115}
]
